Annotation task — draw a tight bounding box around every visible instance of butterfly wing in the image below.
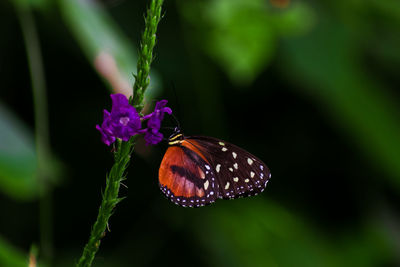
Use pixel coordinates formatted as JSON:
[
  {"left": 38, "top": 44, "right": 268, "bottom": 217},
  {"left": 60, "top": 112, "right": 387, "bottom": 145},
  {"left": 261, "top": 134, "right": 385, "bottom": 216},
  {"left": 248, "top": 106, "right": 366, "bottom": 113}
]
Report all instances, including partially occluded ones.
[
  {"left": 159, "top": 140, "right": 219, "bottom": 207},
  {"left": 186, "top": 136, "right": 271, "bottom": 200}
]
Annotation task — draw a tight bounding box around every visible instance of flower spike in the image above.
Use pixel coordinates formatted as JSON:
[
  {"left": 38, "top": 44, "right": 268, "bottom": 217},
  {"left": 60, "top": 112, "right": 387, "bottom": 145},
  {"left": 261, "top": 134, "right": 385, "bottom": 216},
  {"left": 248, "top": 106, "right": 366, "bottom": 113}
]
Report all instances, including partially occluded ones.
[{"left": 96, "top": 95, "right": 172, "bottom": 146}]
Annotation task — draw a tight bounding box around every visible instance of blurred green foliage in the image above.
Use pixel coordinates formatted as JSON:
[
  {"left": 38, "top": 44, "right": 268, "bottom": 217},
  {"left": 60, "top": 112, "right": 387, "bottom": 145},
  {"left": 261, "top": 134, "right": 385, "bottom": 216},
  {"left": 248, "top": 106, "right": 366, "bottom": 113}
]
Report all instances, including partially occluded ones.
[
  {"left": 0, "top": 103, "right": 38, "bottom": 200},
  {"left": 0, "top": 0, "right": 399, "bottom": 266},
  {"left": 59, "top": 0, "right": 160, "bottom": 98},
  {"left": 196, "top": 201, "right": 394, "bottom": 267},
  {"left": 0, "top": 236, "right": 28, "bottom": 267},
  {"left": 59, "top": 0, "right": 137, "bottom": 89},
  {"left": 179, "top": 0, "right": 314, "bottom": 85},
  {"left": 13, "top": 0, "right": 49, "bottom": 10},
  {"left": 282, "top": 16, "right": 400, "bottom": 188}
]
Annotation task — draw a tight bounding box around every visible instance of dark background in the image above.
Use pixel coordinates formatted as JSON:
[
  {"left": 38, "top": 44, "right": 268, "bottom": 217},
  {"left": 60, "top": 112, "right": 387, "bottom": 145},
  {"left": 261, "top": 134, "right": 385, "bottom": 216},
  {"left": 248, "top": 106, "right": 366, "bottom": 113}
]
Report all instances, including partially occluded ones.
[{"left": 0, "top": 0, "right": 399, "bottom": 266}]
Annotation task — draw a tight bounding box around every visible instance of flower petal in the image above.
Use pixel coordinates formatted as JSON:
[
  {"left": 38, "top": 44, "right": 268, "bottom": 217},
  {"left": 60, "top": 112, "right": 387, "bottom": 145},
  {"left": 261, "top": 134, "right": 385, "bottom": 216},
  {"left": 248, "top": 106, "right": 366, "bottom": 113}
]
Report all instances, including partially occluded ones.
[
  {"left": 154, "top": 99, "right": 168, "bottom": 110},
  {"left": 103, "top": 109, "right": 111, "bottom": 120},
  {"left": 162, "top": 107, "right": 172, "bottom": 115},
  {"left": 144, "top": 129, "right": 163, "bottom": 145},
  {"left": 108, "top": 94, "right": 142, "bottom": 141},
  {"left": 111, "top": 94, "right": 130, "bottom": 113},
  {"left": 96, "top": 124, "right": 116, "bottom": 146}
]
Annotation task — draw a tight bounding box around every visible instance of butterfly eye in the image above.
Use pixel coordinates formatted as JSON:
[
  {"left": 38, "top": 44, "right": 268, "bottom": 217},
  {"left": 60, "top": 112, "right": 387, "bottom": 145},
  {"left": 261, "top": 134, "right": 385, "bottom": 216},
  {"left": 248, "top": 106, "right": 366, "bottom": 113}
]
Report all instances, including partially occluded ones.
[{"left": 159, "top": 133, "right": 271, "bottom": 207}]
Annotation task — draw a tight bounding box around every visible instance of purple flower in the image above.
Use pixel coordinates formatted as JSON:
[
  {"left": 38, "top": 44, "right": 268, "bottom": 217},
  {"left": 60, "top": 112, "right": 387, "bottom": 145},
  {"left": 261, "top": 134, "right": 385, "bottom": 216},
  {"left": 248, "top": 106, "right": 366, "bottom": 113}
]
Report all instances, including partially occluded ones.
[
  {"left": 143, "top": 128, "right": 164, "bottom": 145},
  {"left": 142, "top": 100, "right": 172, "bottom": 130},
  {"left": 96, "top": 110, "right": 115, "bottom": 146},
  {"left": 96, "top": 95, "right": 172, "bottom": 146},
  {"left": 142, "top": 100, "right": 172, "bottom": 145},
  {"left": 109, "top": 94, "right": 141, "bottom": 141},
  {"left": 96, "top": 94, "right": 141, "bottom": 145}
]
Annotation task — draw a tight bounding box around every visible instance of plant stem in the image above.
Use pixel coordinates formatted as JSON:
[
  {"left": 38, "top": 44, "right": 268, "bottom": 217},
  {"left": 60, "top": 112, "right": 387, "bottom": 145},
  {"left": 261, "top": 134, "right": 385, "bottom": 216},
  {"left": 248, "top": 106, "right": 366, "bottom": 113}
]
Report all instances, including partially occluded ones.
[
  {"left": 132, "top": 0, "right": 164, "bottom": 110},
  {"left": 77, "top": 1, "right": 164, "bottom": 266},
  {"left": 77, "top": 139, "right": 133, "bottom": 267},
  {"left": 16, "top": 5, "right": 53, "bottom": 265}
]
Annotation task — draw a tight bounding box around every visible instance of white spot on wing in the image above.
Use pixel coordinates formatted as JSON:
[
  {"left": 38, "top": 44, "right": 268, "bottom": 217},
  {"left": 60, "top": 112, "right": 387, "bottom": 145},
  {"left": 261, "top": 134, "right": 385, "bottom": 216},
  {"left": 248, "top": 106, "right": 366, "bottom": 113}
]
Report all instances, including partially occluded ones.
[
  {"left": 233, "top": 177, "right": 239, "bottom": 182},
  {"left": 233, "top": 163, "right": 238, "bottom": 169},
  {"left": 225, "top": 182, "right": 230, "bottom": 189},
  {"left": 222, "top": 147, "right": 228, "bottom": 152},
  {"left": 250, "top": 171, "right": 255, "bottom": 178},
  {"left": 247, "top": 158, "right": 253, "bottom": 165},
  {"left": 216, "top": 164, "right": 221, "bottom": 173},
  {"left": 232, "top": 152, "right": 237, "bottom": 159},
  {"left": 205, "top": 165, "right": 210, "bottom": 170},
  {"left": 229, "top": 168, "right": 233, "bottom": 172},
  {"left": 245, "top": 179, "right": 250, "bottom": 183},
  {"left": 204, "top": 180, "right": 209, "bottom": 190}
]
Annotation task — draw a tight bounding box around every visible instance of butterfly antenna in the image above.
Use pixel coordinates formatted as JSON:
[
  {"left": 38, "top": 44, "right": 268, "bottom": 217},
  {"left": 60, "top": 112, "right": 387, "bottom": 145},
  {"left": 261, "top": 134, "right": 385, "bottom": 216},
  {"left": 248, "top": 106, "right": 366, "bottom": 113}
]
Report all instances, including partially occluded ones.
[
  {"left": 170, "top": 82, "right": 181, "bottom": 116},
  {"left": 161, "top": 126, "right": 177, "bottom": 130},
  {"left": 169, "top": 81, "right": 182, "bottom": 130},
  {"left": 170, "top": 112, "right": 181, "bottom": 132}
]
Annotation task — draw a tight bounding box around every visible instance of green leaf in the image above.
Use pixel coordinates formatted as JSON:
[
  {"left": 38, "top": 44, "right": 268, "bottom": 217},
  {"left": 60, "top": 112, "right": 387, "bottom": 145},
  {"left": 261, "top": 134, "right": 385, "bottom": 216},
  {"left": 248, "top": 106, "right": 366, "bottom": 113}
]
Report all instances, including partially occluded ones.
[
  {"left": 0, "top": 235, "right": 28, "bottom": 267},
  {"left": 0, "top": 103, "right": 39, "bottom": 200},
  {"left": 282, "top": 17, "right": 400, "bottom": 188},
  {"left": 194, "top": 200, "right": 394, "bottom": 267},
  {"left": 12, "top": 0, "right": 50, "bottom": 9},
  {"left": 178, "top": 0, "right": 314, "bottom": 85},
  {"left": 58, "top": 0, "right": 160, "bottom": 98}
]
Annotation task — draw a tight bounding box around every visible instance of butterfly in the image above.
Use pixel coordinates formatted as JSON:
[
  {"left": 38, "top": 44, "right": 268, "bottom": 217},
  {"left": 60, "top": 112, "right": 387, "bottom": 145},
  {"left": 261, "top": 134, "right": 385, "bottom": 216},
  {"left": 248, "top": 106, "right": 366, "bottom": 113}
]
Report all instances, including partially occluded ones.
[{"left": 158, "top": 129, "right": 271, "bottom": 207}]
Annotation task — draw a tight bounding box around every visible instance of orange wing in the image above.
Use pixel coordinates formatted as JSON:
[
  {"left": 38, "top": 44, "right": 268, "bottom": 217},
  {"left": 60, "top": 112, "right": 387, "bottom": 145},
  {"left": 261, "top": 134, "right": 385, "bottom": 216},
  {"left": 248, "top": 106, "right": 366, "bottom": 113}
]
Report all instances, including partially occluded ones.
[{"left": 159, "top": 141, "right": 219, "bottom": 207}]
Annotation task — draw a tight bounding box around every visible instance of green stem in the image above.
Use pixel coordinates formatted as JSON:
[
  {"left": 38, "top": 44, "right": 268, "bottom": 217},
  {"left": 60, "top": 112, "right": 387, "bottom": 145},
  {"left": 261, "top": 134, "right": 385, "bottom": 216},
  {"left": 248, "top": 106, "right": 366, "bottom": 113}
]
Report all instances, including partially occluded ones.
[
  {"left": 16, "top": 4, "right": 53, "bottom": 265},
  {"left": 77, "top": 1, "right": 164, "bottom": 266},
  {"left": 77, "top": 139, "right": 133, "bottom": 267},
  {"left": 132, "top": 0, "right": 164, "bottom": 110}
]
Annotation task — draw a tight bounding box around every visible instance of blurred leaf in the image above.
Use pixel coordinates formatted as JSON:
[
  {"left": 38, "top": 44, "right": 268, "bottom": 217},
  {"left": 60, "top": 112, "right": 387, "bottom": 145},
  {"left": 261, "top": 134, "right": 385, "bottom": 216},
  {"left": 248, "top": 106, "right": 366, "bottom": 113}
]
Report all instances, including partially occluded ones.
[
  {"left": 0, "top": 236, "right": 28, "bottom": 267},
  {"left": 58, "top": 0, "right": 160, "bottom": 98},
  {"left": 0, "top": 103, "right": 39, "bottom": 200},
  {"left": 371, "top": 0, "right": 400, "bottom": 24},
  {"left": 193, "top": 200, "right": 394, "bottom": 267},
  {"left": 12, "top": 0, "right": 50, "bottom": 9},
  {"left": 282, "top": 17, "right": 400, "bottom": 187},
  {"left": 178, "top": 0, "right": 314, "bottom": 85},
  {"left": 270, "top": 3, "right": 315, "bottom": 37},
  {"left": 370, "top": 32, "right": 400, "bottom": 67}
]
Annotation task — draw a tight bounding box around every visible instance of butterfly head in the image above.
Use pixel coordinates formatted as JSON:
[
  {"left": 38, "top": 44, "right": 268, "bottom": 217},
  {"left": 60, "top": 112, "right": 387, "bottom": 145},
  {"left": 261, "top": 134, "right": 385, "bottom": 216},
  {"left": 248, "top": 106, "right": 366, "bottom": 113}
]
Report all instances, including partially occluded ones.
[{"left": 168, "top": 127, "right": 184, "bottom": 145}]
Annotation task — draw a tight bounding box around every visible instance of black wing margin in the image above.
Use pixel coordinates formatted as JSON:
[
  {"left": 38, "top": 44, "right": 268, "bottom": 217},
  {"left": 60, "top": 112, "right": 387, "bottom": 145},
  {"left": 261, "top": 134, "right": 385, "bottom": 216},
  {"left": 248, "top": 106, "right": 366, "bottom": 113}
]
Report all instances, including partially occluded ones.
[{"left": 186, "top": 136, "right": 271, "bottom": 200}]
